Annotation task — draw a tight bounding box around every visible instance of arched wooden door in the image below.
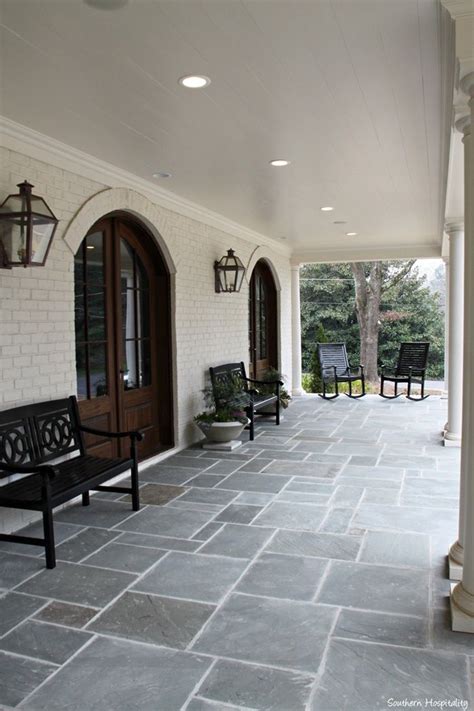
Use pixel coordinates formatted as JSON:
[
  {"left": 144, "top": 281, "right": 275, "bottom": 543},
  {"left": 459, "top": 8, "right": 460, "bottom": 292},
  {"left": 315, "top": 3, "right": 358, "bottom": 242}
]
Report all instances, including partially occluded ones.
[
  {"left": 74, "top": 215, "right": 173, "bottom": 460},
  {"left": 248, "top": 259, "right": 278, "bottom": 379}
]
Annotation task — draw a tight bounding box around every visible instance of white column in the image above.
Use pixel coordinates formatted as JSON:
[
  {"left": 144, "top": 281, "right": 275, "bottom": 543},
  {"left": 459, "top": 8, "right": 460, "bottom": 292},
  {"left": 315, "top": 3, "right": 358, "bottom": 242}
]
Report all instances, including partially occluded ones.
[
  {"left": 443, "top": 256, "right": 449, "bottom": 395},
  {"left": 451, "top": 75, "right": 474, "bottom": 632},
  {"left": 291, "top": 264, "right": 303, "bottom": 396},
  {"left": 444, "top": 222, "right": 464, "bottom": 447}
]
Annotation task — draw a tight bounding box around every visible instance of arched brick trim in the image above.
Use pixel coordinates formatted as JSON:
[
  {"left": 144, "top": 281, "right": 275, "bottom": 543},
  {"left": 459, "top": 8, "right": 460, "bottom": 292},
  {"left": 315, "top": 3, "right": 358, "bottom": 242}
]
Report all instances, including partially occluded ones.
[
  {"left": 245, "top": 247, "right": 282, "bottom": 291},
  {"left": 62, "top": 187, "right": 177, "bottom": 274}
]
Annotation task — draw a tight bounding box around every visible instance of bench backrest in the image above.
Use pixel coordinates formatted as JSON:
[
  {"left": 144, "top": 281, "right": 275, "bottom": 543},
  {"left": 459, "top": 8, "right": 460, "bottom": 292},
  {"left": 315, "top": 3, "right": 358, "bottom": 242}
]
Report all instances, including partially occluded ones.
[
  {"left": 396, "top": 342, "right": 430, "bottom": 375},
  {"left": 209, "top": 362, "right": 247, "bottom": 409},
  {"left": 0, "top": 396, "right": 84, "bottom": 468},
  {"left": 317, "top": 343, "right": 350, "bottom": 375}
]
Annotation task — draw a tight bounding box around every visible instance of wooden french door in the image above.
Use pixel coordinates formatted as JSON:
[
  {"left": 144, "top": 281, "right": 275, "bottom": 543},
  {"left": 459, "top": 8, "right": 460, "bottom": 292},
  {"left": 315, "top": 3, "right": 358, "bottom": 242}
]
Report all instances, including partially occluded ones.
[
  {"left": 74, "top": 215, "right": 173, "bottom": 460},
  {"left": 249, "top": 260, "right": 278, "bottom": 380}
]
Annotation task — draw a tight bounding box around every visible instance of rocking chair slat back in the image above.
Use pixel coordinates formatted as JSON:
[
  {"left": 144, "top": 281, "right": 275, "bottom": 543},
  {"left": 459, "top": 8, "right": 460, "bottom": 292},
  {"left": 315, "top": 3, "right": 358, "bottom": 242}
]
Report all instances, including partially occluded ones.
[
  {"left": 396, "top": 342, "right": 430, "bottom": 375},
  {"left": 318, "top": 343, "right": 350, "bottom": 376}
]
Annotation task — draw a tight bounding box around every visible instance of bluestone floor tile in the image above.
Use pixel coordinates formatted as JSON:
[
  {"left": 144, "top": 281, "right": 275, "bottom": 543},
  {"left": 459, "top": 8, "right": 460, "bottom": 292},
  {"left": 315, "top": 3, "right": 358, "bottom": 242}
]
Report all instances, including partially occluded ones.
[
  {"left": 23, "top": 636, "right": 212, "bottom": 711},
  {"left": 236, "top": 552, "right": 327, "bottom": 600},
  {"left": 84, "top": 542, "right": 167, "bottom": 573},
  {"left": 0, "top": 619, "right": 91, "bottom": 664},
  {"left": 0, "top": 651, "right": 55, "bottom": 707},
  {"left": 334, "top": 608, "right": 428, "bottom": 647},
  {"left": 133, "top": 551, "right": 248, "bottom": 602},
  {"left": 266, "top": 529, "right": 361, "bottom": 561},
  {"left": 123, "top": 483, "right": 186, "bottom": 505},
  {"left": 55, "top": 500, "right": 136, "bottom": 529},
  {"left": 317, "top": 560, "right": 429, "bottom": 616},
  {"left": 177, "top": 487, "right": 238, "bottom": 506},
  {"left": 198, "top": 523, "right": 274, "bottom": 559},
  {"left": 311, "top": 639, "right": 470, "bottom": 710},
  {"left": 0, "top": 552, "right": 44, "bottom": 589},
  {"left": 252, "top": 501, "right": 327, "bottom": 532},
  {"left": 192, "top": 593, "right": 336, "bottom": 673},
  {"left": 214, "top": 503, "right": 263, "bottom": 524},
  {"left": 88, "top": 591, "right": 215, "bottom": 649},
  {"left": 360, "top": 530, "right": 431, "bottom": 568},
  {"left": 18, "top": 561, "right": 135, "bottom": 608},
  {"left": 197, "top": 658, "right": 314, "bottom": 710},
  {"left": 55, "top": 527, "right": 120, "bottom": 562},
  {"left": 115, "top": 505, "right": 213, "bottom": 538},
  {"left": 34, "top": 600, "right": 97, "bottom": 628},
  {"left": 0, "top": 592, "right": 46, "bottom": 636},
  {"left": 216, "top": 471, "right": 291, "bottom": 493}
]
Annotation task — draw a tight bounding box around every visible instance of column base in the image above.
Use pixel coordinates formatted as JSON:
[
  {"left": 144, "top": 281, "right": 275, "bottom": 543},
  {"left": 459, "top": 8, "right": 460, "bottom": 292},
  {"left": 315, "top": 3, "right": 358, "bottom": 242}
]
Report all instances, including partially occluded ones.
[
  {"left": 443, "top": 430, "right": 462, "bottom": 447},
  {"left": 450, "top": 583, "right": 474, "bottom": 633},
  {"left": 448, "top": 540, "right": 464, "bottom": 580},
  {"left": 291, "top": 388, "right": 305, "bottom": 397}
]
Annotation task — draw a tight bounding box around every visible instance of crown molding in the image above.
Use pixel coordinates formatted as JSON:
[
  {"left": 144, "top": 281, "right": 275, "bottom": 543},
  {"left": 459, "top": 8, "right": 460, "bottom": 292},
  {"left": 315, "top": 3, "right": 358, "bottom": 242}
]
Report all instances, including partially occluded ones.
[
  {"left": 0, "top": 115, "right": 291, "bottom": 258},
  {"left": 441, "top": 0, "right": 474, "bottom": 20},
  {"left": 291, "top": 242, "right": 442, "bottom": 265}
]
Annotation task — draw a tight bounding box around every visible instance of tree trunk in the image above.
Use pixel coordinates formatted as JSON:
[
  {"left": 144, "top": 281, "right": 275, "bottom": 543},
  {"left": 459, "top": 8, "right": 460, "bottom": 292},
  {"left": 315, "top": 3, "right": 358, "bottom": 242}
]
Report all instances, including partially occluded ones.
[{"left": 351, "top": 262, "right": 382, "bottom": 383}]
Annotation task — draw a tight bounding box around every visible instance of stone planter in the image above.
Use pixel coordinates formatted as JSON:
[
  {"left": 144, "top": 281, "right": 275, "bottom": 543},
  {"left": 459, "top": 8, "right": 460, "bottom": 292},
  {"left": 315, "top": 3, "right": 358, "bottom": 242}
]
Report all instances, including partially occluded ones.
[{"left": 196, "top": 418, "right": 249, "bottom": 450}]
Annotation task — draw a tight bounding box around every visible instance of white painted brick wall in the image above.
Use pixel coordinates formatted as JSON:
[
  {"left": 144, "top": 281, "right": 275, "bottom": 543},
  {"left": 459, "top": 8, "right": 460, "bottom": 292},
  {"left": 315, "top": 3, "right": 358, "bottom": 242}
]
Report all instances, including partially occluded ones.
[{"left": 0, "top": 145, "right": 292, "bottom": 533}]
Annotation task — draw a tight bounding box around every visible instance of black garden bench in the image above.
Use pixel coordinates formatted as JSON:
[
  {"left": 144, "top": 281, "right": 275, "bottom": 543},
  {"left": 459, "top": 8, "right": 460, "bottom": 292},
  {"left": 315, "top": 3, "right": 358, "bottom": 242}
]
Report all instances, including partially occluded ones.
[
  {"left": 209, "top": 362, "right": 282, "bottom": 441},
  {"left": 0, "top": 396, "right": 143, "bottom": 568}
]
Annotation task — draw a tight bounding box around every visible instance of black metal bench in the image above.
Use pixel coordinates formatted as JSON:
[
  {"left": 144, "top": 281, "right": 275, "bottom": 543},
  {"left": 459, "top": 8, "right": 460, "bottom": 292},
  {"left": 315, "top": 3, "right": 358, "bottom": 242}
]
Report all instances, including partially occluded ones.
[
  {"left": 0, "top": 396, "right": 143, "bottom": 568},
  {"left": 317, "top": 343, "right": 365, "bottom": 400},
  {"left": 209, "top": 362, "right": 282, "bottom": 441},
  {"left": 379, "top": 342, "right": 430, "bottom": 400}
]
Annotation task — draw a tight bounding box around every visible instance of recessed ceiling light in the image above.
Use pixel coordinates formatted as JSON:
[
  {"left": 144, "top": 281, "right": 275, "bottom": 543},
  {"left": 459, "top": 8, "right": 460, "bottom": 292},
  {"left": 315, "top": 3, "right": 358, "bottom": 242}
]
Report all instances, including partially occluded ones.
[
  {"left": 152, "top": 171, "right": 172, "bottom": 179},
  {"left": 269, "top": 159, "right": 290, "bottom": 167},
  {"left": 333, "top": 220, "right": 347, "bottom": 224},
  {"left": 320, "top": 206, "right": 334, "bottom": 212},
  {"left": 84, "top": 0, "right": 128, "bottom": 9},
  {"left": 346, "top": 232, "right": 358, "bottom": 236},
  {"left": 86, "top": 245, "right": 95, "bottom": 250},
  {"left": 178, "top": 75, "right": 211, "bottom": 89}
]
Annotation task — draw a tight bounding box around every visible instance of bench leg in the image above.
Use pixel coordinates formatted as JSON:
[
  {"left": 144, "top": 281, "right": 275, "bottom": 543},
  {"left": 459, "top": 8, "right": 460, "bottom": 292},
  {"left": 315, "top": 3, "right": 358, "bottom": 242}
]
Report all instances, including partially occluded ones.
[
  {"left": 130, "top": 440, "right": 140, "bottom": 512},
  {"left": 276, "top": 398, "right": 280, "bottom": 426},
  {"left": 42, "top": 509, "right": 56, "bottom": 569},
  {"left": 82, "top": 491, "right": 90, "bottom": 506},
  {"left": 249, "top": 410, "right": 255, "bottom": 441}
]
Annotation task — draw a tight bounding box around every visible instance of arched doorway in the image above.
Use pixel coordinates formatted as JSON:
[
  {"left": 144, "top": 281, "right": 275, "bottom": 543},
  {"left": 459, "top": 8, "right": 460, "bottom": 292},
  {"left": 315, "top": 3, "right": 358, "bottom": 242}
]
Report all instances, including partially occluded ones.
[
  {"left": 248, "top": 259, "right": 278, "bottom": 379},
  {"left": 74, "top": 214, "right": 173, "bottom": 460}
]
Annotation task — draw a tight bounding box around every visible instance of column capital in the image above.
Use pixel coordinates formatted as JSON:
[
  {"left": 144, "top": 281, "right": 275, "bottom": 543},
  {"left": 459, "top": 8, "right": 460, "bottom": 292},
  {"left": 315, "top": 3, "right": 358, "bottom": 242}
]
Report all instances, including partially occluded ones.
[{"left": 445, "top": 219, "right": 465, "bottom": 235}]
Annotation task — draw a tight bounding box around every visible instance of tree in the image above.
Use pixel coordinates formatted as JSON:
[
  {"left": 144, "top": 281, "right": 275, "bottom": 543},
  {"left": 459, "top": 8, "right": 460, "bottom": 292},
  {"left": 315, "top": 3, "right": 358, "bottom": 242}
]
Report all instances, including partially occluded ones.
[
  {"left": 351, "top": 261, "right": 415, "bottom": 383},
  {"left": 300, "top": 260, "right": 445, "bottom": 389}
]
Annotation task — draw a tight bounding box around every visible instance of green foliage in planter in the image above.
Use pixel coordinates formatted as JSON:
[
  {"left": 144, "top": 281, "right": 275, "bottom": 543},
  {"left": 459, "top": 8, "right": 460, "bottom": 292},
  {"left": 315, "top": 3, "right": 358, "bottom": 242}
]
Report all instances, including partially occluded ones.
[
  {"left": 257, "top": 367, "right": 291, "bottom": 407},
  {"left": 194, "top": 375, "right": 250, "bottom": 424}
]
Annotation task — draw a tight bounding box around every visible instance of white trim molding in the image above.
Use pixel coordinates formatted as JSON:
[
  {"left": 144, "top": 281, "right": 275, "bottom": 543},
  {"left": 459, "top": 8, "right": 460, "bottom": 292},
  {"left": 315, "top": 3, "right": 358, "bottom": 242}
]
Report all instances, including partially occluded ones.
[
  {"left": 291, "top": 243, "right": 442, "bottom": 265},
  {"left": 0, "top": 115, "right": 291, "bottom": 260}
]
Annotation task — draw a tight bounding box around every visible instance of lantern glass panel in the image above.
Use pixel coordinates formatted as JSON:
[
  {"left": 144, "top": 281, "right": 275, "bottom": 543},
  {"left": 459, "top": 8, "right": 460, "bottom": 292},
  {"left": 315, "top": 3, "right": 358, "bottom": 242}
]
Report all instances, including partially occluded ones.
[
  {"left": 30, "top": 219, "right": 55, "bottom": 265},
  {"left": 0, "top": 215, "right": 28, "bottom": 264},
  {"left": 30, "top": 196, "right": 56, "bottom": 219}
]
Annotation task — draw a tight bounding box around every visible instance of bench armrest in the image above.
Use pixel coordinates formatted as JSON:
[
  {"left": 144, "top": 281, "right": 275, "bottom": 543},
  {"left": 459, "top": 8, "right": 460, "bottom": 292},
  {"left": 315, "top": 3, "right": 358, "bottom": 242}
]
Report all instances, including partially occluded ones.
[
  {"left": 242, "top": 377, "right": 284, "bottom": 386},
  {"left": 79, "top": 425, "right": 144, "bottom": 442},
  {"left": 0, "top": 462, "right": 57, "bottom": 480}
]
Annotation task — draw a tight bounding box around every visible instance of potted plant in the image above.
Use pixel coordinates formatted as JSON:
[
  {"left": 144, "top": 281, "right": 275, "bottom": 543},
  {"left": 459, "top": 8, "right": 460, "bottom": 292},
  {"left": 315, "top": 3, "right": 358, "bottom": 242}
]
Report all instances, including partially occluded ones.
[
  {"left": 257, "top": 368, "right": 292, "bottom": 412},
  {"left": 194, "top": 376, "right": 250, "bottom": 447}
]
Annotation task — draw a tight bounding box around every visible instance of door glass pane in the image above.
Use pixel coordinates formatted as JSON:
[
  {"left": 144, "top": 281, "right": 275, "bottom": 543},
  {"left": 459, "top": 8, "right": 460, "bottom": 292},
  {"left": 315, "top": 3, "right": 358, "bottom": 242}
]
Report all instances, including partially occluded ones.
[
  {"left": 120, "top": 239, "right": 134, "bottom": 288},
  {"left": 139, "top": 339, "right": 151, "bottom": 387},
  {"left": 86, "top": 232, "right": 104, "bottom": 284},
  {"left": 121, "top": 289, "right": 136, "bottom": 341},
  {"left": 74, "top": 284, "right": 85, "bottom": 342},
  {"left": 123, "top": 340, "right": 138, "bottom": 390},
  {"left": 89, "top": 343, "right": 108, "bottom": 398},
  {"left": 136, "top": 256, "right": 149, "bottom": 290},
  {"left": 87, "top": 286, "right": 106, "bottom": 341},
  {"left": 137, "top": 290, "right": 150, "bottom": 339},
  {"left": 75, "top": 344, "right": 88, "bottom": 400}
]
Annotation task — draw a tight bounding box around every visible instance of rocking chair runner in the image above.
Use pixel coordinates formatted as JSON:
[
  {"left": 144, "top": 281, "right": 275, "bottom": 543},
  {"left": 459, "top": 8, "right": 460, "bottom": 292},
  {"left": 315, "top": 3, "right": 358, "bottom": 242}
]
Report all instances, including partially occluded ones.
[
  {"left": 379, "top": 342, "right": 430, "bottom": 401},
  {"left": 317, "top": 343, "right": 365, "bottom": 400}
]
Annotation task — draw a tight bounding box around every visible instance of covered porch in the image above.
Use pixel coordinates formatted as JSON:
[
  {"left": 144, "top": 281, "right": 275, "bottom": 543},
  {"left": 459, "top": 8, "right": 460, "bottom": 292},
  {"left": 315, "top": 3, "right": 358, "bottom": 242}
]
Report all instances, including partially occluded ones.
[{"left": 0, "top": 395, "right": 471, "bottom": 709}]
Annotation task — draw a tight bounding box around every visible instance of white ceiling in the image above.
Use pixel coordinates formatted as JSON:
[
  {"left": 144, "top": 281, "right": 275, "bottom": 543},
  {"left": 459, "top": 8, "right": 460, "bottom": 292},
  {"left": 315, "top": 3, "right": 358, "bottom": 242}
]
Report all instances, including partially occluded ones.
[{"left": 0, "top": 0, "right": 450, "bottom": 260}]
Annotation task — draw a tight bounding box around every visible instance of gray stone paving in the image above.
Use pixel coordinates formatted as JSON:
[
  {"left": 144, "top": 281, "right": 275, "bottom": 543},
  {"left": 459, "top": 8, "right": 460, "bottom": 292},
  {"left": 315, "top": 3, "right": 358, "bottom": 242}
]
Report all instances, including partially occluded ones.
[{"left": 0, "top": 395, "right": 472, "bottom": 710}]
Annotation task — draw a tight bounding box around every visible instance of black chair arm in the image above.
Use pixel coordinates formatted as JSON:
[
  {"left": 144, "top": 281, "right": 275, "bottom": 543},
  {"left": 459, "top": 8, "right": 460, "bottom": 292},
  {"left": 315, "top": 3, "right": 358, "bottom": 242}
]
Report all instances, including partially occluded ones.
[
  {"left": 79, "top": 425, "right": 144, "bottom": 442},
  {"left": 0, "top": 462, "right": 58, "bottom": 480},
  {"left": 243, "top": 377, "right": 284, "bottom": 387}
]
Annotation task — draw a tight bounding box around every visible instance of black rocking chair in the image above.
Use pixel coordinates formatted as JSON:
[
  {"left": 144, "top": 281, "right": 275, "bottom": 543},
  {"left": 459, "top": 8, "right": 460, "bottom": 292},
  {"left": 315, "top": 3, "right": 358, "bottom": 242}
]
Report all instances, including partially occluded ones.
[
  {"left": 379, "top": 342, "right": 430, "bottom": 401},
  {"left": 317, "top": 343, "right": 365, "bottom": 400}
]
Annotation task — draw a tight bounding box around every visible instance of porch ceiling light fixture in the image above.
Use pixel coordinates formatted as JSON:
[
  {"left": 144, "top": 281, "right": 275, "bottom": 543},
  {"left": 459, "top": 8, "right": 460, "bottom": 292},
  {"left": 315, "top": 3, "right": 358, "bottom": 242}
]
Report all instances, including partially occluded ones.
[
  {"left": 0, "top": 181, "right": 59, "bottom": 268},
  {"left": 214, "top": 249, "right": 246, "bottom": 293},
  {"left": 179, "top": 75, "right": 211, "bottom": 89}
]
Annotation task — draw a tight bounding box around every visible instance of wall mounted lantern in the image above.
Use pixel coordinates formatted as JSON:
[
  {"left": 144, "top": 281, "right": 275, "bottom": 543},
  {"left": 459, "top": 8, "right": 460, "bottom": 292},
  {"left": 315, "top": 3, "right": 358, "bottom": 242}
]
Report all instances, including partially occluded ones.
[
  {"left": 214, "top": 248, "right": 246, "bottom": 293},
  {"left": 0, "top": 181, "right": 59, "bottom": 268}
]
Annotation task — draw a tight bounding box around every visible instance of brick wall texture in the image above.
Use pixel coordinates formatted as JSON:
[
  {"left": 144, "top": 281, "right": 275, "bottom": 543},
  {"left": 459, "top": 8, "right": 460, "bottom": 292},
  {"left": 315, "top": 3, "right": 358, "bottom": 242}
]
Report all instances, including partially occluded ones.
[{"left": 0, "top": 145, "right": 293, "bottom": 533}]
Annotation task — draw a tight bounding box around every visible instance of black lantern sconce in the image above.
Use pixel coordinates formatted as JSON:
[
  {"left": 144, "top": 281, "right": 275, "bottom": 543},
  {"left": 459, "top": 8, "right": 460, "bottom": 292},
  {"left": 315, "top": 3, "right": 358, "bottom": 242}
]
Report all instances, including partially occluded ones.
[
  {"left": 214, "top": 249, "right": 246, "bottom": 293},
  {"left": 0, "top": 181, "right": 59, "bottom": 269}
]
